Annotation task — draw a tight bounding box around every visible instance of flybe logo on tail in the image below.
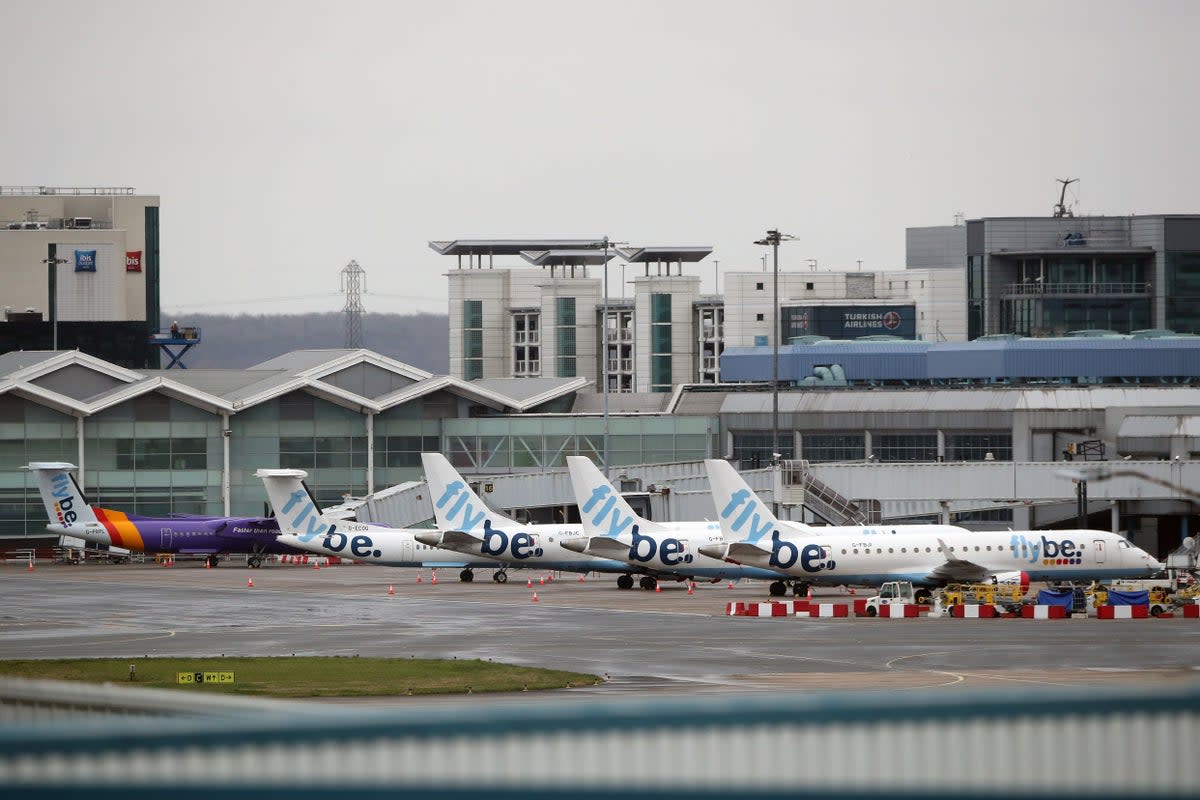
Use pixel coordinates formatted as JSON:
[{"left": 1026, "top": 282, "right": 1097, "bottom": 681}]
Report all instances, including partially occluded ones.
[
  {"left": 718, "top": 488, "right": 774, "bottom": 543},
  {"left": 279, "top": 488, "right": 381, "bottom": 558},
  {"left": 435, "top": 481, "right": 488, "bottom": 531},
  {"left": 279, "top": 489, "right": 331, "bottom": 542},
  {"left": 50, "top": 473, "right": 79, "bottom": 526},
  {"left": 579, "top": 484, "right": 633, "bottom": 538}
]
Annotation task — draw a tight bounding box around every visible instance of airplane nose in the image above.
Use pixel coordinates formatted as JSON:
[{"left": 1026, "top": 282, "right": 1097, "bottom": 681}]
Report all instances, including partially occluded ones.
[{"left": 559, "top": 538, "right": 588, "bottom": 554}]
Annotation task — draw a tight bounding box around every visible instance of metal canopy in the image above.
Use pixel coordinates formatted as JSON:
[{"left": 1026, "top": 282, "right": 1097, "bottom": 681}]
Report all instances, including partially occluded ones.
[
  {"left": 615, "top": 246, "right": 712, "bottom": 263},
  {"left": 519, "top": 249, "right": 615, "bottom": 266},
  {"left": 428, "top": 239, "right": 605, "bottom": 256}
]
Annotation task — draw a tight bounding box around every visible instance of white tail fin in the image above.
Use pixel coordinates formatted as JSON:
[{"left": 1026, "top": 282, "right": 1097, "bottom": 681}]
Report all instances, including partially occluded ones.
[
  {"left": 255, "top": 468, "right": 334, "bottom": 543},
  {"left": 566, "top": 456, "right": 664, "bottom": 538},
  {"left": 705, "top": 459, "right": 784, "bottom": 544},
  {"left": 420, "top": 452, "right": 510, "bottom": 532},
  {"left": 26, "top": 462, "right": 97, "bottom": 528}
]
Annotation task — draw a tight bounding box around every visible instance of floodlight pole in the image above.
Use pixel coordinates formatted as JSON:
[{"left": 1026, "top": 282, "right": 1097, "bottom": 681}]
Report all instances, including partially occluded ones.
[
  {"left": 755, "top": 229, "right": 787, "bottom": 515},
  {"left": 43, "top": 245, "right": 67, "bottom": 351},
  {"left": 602, "top": 235, "right": 610, "bottom": 477}
]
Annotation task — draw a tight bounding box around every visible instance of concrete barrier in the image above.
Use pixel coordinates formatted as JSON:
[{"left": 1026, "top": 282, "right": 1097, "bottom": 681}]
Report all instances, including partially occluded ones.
[{"left": 1097, "top": 605, "right": 1150, "bottom": 619}]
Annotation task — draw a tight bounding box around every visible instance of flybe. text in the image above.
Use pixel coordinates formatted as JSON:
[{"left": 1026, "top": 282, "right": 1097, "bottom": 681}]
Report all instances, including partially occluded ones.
[{"left": 436, "top": 482, "right": 544, "bottom": 558}]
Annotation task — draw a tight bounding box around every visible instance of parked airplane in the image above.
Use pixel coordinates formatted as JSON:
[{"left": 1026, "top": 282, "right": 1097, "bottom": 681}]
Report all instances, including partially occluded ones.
[
  {"left": 27, "top": 462, "right": 293, "bottom": 568},
  {"left": 563, "top": 455, "right": 791, "bottom": 589},
  {"left": 256, "top": 468, "right": 502, "bottom": 580},
  {"left": 699, "top": 458, "right": 1162, "bottom": 599},
  {"left": 413, "top": 453, "right": 638, "bottom": 583}
]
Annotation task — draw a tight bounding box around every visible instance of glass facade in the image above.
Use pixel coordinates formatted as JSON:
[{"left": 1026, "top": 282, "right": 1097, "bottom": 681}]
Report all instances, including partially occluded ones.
[
  {"left": 967, "top": 255, "right": 984, "bottom": 340},
  {"left": 801, "top": 432, "right": 866, "bottom": 462},
  {"left": 650, "top": 293, "right": 672, "bottom": 392},
  {"left": 1166, "top": 252, "right": 1200, "bottom": 334},
  {"left": 731, "top": 431, "right": 795, "bottom": 465},
  {"left": 873, "top": 433, "right": 938, "bottom": 463},
  {"left": 463, "top": 300, "right": 483, "bottom": 380},
  {"left": 84, "top": 395, "right": 221, "bottom": 517},
  {"left": 555, "top": 297, "right": 576, "bottom": 377},
  {"left": 947, "top": 432, "right": 1012, "bottom": 461},
  {"left": 0, "top": 395, "right": 77, "bottom": 535}
]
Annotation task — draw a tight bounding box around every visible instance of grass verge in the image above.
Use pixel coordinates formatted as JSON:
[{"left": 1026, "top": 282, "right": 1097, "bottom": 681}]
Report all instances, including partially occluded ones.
[{"left": 0, "top": 657, "right": 600, "bottom": 697}]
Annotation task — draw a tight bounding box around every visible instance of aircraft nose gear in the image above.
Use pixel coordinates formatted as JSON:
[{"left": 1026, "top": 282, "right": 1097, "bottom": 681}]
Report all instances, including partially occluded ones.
[
  {"left": 769, "top": 580, "right": 788, "bottom": 597},
  {"left": 247, "top": 555, "right": 263, "bottom": 569},
  {"left": 639, "top": 576, "right": 657, "bottom": 591},
  {"left": 459, "top": 568, "right": 475, "bottom": 583},
  {"left": 492, "top": 570, "right": 508, "bottom": 584},
  {"left": 205, "top": 555, "right": 219, "bottom": 569},
  {"left": 617, "top": 574, "right": 634, "bottom": 590}
]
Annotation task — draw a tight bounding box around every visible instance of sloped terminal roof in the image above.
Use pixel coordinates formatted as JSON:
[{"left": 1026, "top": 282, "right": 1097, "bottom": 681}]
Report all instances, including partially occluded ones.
[
  {"left": 0, "top": 349, "right": 585, "bottom": 417},
  {"left": 518, "top": 249, "right": 615, "bottom": 266}
]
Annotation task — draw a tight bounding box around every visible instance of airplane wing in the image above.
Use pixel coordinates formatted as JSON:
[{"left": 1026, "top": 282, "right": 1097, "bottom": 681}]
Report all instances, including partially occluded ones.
[{"left": 924, "top": 538, "right": 992, "bottom": 584}]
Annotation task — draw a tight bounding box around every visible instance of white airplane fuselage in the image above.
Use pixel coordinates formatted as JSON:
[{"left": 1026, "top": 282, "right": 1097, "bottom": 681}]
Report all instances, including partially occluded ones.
[{"left": 712, "top": 527, "right": 1160, "bottom": 586}]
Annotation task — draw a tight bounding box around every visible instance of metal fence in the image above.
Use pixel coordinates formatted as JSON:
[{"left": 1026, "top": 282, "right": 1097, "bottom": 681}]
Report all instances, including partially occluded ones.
[{"left": 1, "top": 677, "right": 1196, "bottom": 797}]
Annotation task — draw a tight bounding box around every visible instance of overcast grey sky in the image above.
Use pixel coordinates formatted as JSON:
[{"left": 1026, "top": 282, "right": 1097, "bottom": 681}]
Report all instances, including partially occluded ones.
[{"left": 4, "top": 0, "right": 1197, "bottom": 315}]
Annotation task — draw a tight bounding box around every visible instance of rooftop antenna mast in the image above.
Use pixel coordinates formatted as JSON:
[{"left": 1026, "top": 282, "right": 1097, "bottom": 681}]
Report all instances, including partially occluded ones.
[
  {"left": 1053, "top": 178, "right": 1078, "bottom": 218},
  {"left": 339, "top": 259, "right": 366, "bottom": 348}
]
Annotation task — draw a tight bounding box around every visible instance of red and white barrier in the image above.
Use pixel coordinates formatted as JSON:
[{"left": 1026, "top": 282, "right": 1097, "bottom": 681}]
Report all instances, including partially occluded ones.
[
  {"left": 853, "top": 598, "right": 870, "bottom": 617},
  {"left": 807, "top": 603, "right": 850, "bottom": 618},
  {"left": 1097, "top": 605, "right": 1150, "bottom": 619},
  {"left": 950, "top": 604, "right": 997, "bottom": 618},
  {"left": 1183, "top": 604, "right": 1200, "bottom": 619},
  {"left": 880, "top": 603, "right": 920, "bottom": 618},
  {"left": 725, "top": 601, "right": 795, "bottom": 617},
  {"left": 1021, "top": 604, "right": 1069, "bottom": 619}
]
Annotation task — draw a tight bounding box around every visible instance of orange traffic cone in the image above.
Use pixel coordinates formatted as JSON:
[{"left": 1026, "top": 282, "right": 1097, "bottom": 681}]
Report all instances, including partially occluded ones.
[
  {"left": 546, "top": 574, "right": 554, "bottom": 583},
  {"left": 416, "top": 571, "right": 423, "bottom": 583},
  {"left": 27, "top": 557, "right": 34, "bottom": 572},
  {"left": 655, "top": 581, "right": 661, "bottom": 593},
  {"left": 687, "top": 583, "right": 694, "bottom": 596},
  {"left": 532, "top": 591, "right": 539, "bottom": 603},
  {"left": 431, "top": 570, "right": 438, "bottom": 585},
  {"left": 204, "top": 560, "right": 211, "bottom": 570},
  {"left": 578, "top": 573, "right": 585, "bottom": 582},
  {"left": 538, "top": 576, "right": 545, "bottom": 586},
  {"left": 527, "top": 578, "right": 533, "bottom": 588},
  {"left": 247, "top": 577, "right": 254, "bottom": 588},
  {"left": 313, "top": 561, "right": 320, "bottom": 570},
  {"left": 387, "top": 585, "right": 395, "bottom": 596},
  {"left": 727, "top": 581, "right": 734, "bottom": 589}
]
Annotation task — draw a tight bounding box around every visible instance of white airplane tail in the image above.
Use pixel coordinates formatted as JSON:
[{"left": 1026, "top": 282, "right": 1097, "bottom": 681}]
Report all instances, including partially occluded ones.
[
  {"left": 255, "top": 468, "right": 334, "bottom": 543},
  {"left": 26, "top": 462, "right": 97, "bottom": 529},
  {"left": 566, "top": 456, "right": 665, "bottom": 538},
  {"left": 421, "top": 452, "right": 510, "bottom": 532},
  {"left": 704, "top": 459, "right": 789, "bottom": 544}
]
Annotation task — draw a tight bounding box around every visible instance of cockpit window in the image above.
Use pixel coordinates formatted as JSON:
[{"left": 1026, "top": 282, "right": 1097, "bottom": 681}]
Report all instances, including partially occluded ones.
[{"left": 1118, "top": 541, "right": 1130, "bottom": 549}]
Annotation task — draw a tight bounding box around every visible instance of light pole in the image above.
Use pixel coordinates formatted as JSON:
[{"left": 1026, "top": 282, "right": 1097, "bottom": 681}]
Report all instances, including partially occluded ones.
[
  {"left": 43, "top": 246, "right": 67, "bottom": 351},
  {"left": 602, "top": 236, "right": 610, "bottom": 477},
  {"left": 755, "top": 229, "right": 794, "bottom": 514}
]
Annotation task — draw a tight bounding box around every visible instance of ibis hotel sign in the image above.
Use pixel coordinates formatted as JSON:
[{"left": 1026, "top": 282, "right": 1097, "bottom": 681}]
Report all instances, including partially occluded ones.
[{"left": 783, "top": 305, "right": 916, "bottom": 339}]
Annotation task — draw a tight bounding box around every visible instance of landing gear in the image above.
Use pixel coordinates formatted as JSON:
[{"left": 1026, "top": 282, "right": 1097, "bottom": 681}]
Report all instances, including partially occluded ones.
[
  {"left": 492, "top": 570, "right": 508, "bottom": 584},
  {"left": 617, "top": 574, "right": 634, "bottom": 590},
  {"left": 205, "top": 555, "right": 220, "bottom": 569},
  {"left": 792, "top": 581, "right": 810, "bottom": 597},
  {"left": 246, "top": 555, "right": 263, "bottom": 569},
  {"left": 460, "top": 568, "right": 474, "bottom": 583},
  {"left": 769, "top": 580, "right": 788, "bottom": 597},
  {"left": 639, "top": 576, "right": 657, "bottom": 591}
]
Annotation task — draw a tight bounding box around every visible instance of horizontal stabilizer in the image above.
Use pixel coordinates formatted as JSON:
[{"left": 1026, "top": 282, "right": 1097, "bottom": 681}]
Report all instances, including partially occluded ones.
[
  {"left": 579, "top": 536, "right": 631, "bottom": 558},
  {"left": 415, "top": 529, "right": 483, "bottom": 552}
]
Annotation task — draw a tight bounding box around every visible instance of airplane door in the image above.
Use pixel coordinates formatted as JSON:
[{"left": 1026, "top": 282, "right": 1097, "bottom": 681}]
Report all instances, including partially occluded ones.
[
  {"left": 1093, "top": 540, "right": 1106, "bottom": 564},
  {"left": 401, "top": 540, "right": 413, "bottom": 564},
  {"left": 160, "top": 528, "right": 172, "bottom": 550}
]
